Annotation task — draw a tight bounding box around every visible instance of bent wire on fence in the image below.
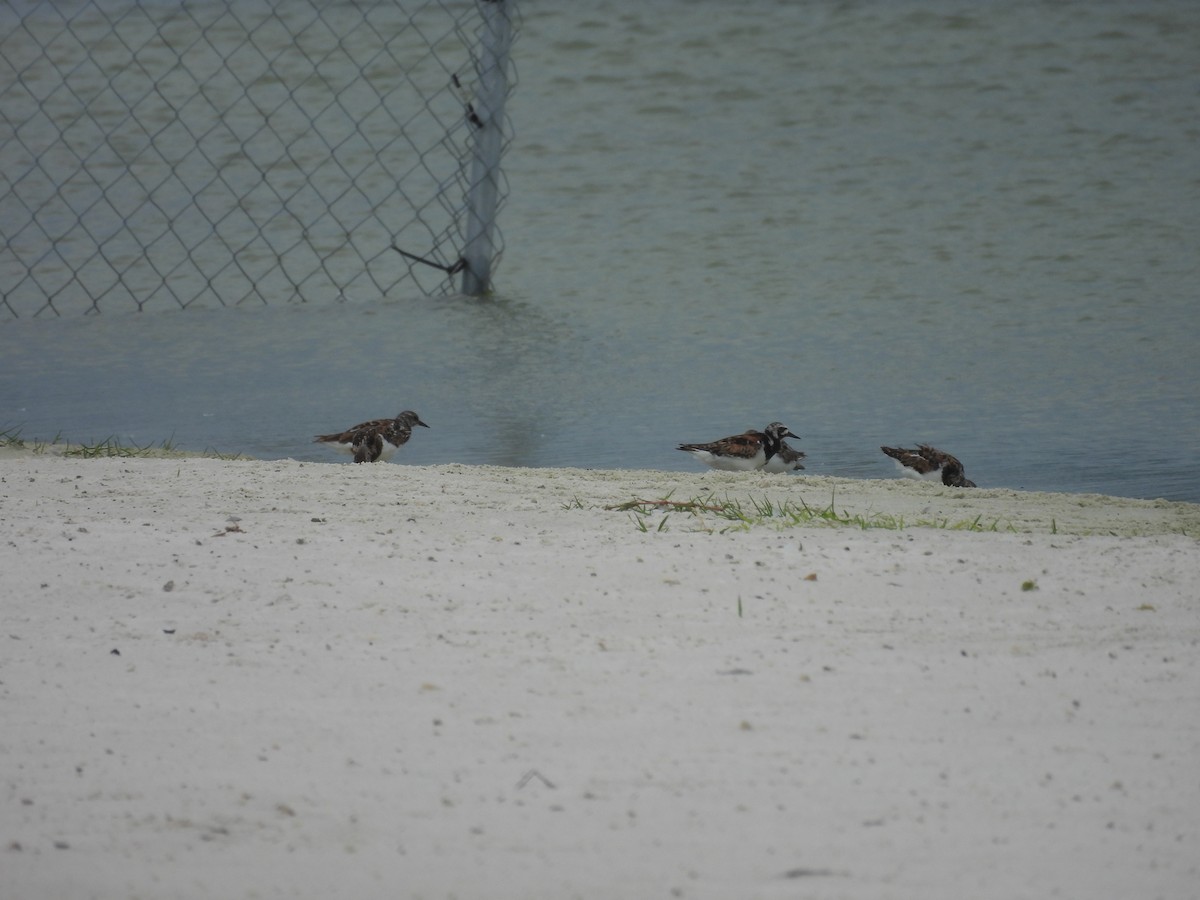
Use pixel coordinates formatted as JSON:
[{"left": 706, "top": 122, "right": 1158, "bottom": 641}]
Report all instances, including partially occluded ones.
[{"left": 0, "top": 0, "right": 518, "bottom": 317}]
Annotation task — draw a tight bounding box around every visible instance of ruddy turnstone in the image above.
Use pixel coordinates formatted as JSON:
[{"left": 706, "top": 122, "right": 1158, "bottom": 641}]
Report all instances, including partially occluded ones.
[
  {"left": 677, "top": 422, "right": 800, "bottom": 472},
  {"left": 881, "top": 444, "right": 976, "bottom": 487},
  {"left": 760, "top": 422, "right": 807, "bottom": 473},
  {"left": 314, "top": 410, "right": 429, "bottom": 463}
]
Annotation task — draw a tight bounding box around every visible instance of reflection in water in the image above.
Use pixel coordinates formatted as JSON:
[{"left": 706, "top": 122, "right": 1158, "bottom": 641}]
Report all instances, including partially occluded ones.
[{"left": 389, "top": 294, "right": 578, "bottom": 467}]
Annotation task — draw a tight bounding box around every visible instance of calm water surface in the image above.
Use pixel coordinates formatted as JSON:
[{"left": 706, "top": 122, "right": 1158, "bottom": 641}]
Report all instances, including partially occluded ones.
[{"left": 2, "top": 0, "right": 1198, "bottom": 501}]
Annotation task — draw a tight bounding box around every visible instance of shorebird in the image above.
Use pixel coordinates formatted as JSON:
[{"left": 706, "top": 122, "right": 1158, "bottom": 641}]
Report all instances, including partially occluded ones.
[
  {"left": 760, "top": 422, "right": 807, "bottom": 473},
  {"left": 314, "top": 410, "right": 429, "bottom": 463},
  {"left": 881, "top": 444, "right": 976, "bottom": 487},
  {"left": 677, "top": 422, "right": 800, "bottom": 472}
]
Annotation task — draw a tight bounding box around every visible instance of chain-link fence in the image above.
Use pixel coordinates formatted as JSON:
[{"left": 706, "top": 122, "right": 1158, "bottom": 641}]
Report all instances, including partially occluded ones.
[{"left": 0, "top": 0, "right": 517, "bottom": 318}]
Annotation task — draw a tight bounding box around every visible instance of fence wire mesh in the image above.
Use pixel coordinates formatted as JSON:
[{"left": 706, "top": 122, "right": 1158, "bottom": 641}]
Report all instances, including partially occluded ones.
[{"left": 0, "top": 0, "right": 517, "bottom": 318}]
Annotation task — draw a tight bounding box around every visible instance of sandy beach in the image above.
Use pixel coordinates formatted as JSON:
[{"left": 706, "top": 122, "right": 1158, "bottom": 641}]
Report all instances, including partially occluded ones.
[{"left": 2, "top": 453, "right": 1198, "bottom": 899}]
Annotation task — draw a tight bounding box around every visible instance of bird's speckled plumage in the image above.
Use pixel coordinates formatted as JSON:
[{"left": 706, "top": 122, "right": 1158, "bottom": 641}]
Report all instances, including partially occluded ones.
[
  {"left": 678, "top": 422, "right": 800, "bottom": 472},
  {"left": 881, "top": 444, "right": 975, "bottom": 487},
  {"left": 315, "top": 410, "right": 429, "bottom": 463},
  {"left": 761, "top": 422, "right": 806, "bottom": 473}
]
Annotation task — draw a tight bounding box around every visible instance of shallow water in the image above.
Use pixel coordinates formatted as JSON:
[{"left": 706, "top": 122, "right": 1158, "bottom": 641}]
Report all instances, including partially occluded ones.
[{"left": 2, "top": 0, "right": 1198, "bottom": 501}]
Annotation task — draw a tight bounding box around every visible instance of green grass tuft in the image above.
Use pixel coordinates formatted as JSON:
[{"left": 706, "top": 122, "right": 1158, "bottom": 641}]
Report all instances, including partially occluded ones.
[
  {"left": 2, "top": 425, "right": 243, "bottom": 460},
  {"left": 0, "top": 425, "right": 27, "bottom": 448},
  {"left": 65, "top": 435, "right": 180, "bottom": 458},
  {"left": 602, "top": 492, "right": 1014, "bottom": 534}
]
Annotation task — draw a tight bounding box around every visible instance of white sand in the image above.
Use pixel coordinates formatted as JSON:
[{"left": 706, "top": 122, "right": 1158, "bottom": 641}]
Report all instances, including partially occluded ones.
[{"left": 2, "top": 455, "right": 1198, "bottom": 899}]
